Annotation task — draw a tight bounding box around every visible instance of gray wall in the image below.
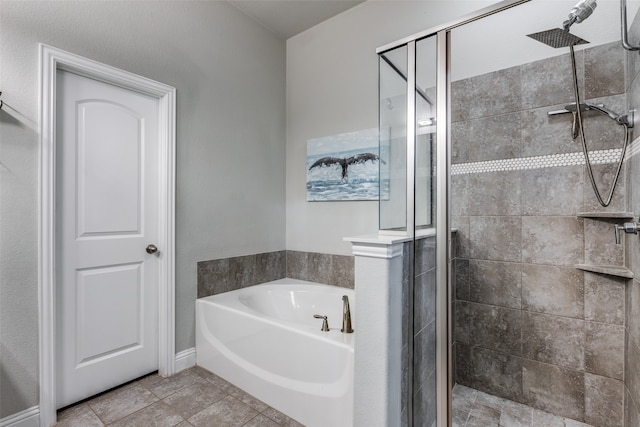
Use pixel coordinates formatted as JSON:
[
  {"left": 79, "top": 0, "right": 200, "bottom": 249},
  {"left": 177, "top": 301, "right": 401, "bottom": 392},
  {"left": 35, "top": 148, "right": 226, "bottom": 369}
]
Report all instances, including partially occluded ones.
[
  {"left": 452, "top": 41, "right": 628, "bottom": 425},
  {"left": 624, "top": 8, "right": 640, "bottom": 426},
  {"left": 0, "top": 1, "right": 285, "bottom": 417}
]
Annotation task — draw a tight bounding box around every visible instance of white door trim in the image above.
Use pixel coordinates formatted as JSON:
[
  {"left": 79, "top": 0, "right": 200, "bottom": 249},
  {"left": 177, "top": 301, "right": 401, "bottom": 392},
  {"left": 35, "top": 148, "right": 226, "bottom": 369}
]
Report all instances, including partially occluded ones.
[{"left": 38, "top": 44, "right": 176, "bottom": 427}]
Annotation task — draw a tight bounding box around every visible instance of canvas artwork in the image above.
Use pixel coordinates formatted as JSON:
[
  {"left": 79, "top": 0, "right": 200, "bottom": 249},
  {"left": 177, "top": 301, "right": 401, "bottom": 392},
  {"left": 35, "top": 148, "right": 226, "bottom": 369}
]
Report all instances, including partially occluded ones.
[{"left": 306, "top": 128, "right": 383, "bottom": 201}]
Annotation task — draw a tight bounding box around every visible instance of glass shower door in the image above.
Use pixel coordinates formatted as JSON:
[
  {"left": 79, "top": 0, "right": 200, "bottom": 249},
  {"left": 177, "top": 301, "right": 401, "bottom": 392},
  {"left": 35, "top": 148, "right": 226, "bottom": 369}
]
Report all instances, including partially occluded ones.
[
  {"left": 379, "top": 33, "right": 446, "bottom": 427},
  {"left": 413, "top": 35, "right": 442, "bottom": 427}
]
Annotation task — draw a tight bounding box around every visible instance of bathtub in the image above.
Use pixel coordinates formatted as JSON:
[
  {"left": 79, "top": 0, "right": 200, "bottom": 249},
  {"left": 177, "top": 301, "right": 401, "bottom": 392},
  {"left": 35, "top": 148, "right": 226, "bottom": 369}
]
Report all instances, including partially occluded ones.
[{"left": 195, "top": 278, "right": 354, "bottom": 427}]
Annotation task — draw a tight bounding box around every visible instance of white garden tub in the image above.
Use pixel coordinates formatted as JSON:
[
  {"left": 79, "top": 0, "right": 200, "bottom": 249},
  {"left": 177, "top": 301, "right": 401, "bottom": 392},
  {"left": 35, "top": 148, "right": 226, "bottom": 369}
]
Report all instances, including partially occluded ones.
[{"left": 195, "top": 278, "right": 355, "bottom": 427}]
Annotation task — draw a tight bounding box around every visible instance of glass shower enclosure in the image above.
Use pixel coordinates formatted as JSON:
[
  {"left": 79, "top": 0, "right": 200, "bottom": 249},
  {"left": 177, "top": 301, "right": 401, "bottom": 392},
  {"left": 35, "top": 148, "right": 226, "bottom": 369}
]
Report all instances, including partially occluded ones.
[
  {"left": 378, "top": 0, "right": 640, "bottom": 425},
  {"left": 377, "top": 1, "right": 530, "bottom": 425},
  {"left": 378, "top": 31, "right": 448, "bottom": 427}
]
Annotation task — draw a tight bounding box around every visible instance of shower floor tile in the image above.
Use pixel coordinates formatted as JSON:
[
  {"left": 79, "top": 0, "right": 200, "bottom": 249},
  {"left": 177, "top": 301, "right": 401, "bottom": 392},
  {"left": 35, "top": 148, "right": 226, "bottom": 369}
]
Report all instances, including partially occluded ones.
[
  {"left": 56, "top": 366, "right": 304, "bottom": 427},
  {"left": 452, "top": 384, "right": 595, "bottom": 427}
]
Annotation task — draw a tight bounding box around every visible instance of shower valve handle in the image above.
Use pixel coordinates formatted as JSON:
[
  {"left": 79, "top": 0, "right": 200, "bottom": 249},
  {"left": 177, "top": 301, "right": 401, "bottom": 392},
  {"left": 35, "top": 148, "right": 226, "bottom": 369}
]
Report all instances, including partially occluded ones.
[{"left": 614, "top": 222, "right": 639, "bottom": 244}]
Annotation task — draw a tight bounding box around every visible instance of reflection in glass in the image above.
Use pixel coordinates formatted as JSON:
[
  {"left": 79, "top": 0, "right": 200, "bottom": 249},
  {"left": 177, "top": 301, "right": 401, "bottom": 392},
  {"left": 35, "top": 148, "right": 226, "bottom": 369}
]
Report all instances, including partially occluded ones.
[
  {"left": 379, "top": 45, "right": 408, "bottom": 232},
  {"left": 416, "top": 37, "right": 436, "bottom": 230}
]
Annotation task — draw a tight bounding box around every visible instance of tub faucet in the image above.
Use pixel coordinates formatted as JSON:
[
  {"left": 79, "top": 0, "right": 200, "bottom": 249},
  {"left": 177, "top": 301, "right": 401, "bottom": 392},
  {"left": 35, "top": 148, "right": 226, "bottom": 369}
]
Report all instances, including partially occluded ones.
[
  {"left": 313, "top": 314, "right": 330, "bottom": 332},
  {"left": 341, "top": 295, "right": 354, "bottom": 333}
]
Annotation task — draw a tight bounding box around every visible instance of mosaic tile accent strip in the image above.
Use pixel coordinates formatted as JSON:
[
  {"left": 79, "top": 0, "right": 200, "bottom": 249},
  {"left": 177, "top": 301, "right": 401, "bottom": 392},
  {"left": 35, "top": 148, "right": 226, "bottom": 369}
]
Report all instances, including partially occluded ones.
[{"left": 452, "top": 148, "right": 623, "bottom": 175}]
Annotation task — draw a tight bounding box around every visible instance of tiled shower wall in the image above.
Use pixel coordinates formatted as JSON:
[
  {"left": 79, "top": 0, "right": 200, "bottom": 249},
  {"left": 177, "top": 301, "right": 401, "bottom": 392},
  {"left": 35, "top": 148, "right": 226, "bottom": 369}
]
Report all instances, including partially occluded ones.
[
  {"left": 197, "top": 251, "right": 354, "bottom": 297},
  {"left": 624, "top": 8, "right": 640, "bottom": 427},
  {"left": 400, "top": 236, "right": 437, "bottom": 427},
  {"left": 452, "top": 41, "right": 629, "bottom": 426},
  {"left": 412, "top": 236, "right": 437, "bottom": 427}
]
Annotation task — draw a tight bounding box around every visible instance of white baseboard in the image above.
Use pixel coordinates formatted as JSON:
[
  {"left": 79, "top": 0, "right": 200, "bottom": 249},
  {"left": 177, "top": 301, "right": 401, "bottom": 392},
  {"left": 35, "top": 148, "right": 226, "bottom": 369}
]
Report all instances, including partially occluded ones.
[
  {"left": 175, "top": 347, "right": 196, "bottom": 372},
  {"left": 0, "top": 406, "right": 39, "bottom": 427},
  {"left": 0, "top": 350, "right": 196, "bottom": 427}
]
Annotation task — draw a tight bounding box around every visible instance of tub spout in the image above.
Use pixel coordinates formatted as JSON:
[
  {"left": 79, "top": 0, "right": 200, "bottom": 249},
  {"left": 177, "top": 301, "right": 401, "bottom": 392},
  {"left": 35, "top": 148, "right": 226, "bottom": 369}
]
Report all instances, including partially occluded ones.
[{"left": 341, "top": 295, "right": 354, "bottom": 333}]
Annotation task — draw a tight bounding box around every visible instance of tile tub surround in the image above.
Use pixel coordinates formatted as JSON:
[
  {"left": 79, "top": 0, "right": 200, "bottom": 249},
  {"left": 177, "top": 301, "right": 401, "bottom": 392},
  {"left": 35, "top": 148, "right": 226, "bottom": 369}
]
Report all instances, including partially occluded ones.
[
  {"left": 285, "top": 250, "right": 355, "bottom": 289},
  {"left": 197, "top": 251, "right": 285, "bottom": 297},
  {"left": 452, "top": 41, "right": 629, "bottom": 426},
  {"left": 197, "top": 250, "right": 354, "bottom": 297},
  {"left": 55, "top": 367, "right": 303, "bottom": 427}
]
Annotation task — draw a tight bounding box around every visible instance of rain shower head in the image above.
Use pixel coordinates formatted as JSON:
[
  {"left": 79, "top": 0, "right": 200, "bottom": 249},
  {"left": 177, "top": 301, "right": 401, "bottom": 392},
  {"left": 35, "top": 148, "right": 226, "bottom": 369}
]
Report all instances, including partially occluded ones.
[
  {"left": 526, "top": 28, "right": 589, "bottom": 48},
  {"left": 526, "top": 0, "right": 596, "bottom": 48}
]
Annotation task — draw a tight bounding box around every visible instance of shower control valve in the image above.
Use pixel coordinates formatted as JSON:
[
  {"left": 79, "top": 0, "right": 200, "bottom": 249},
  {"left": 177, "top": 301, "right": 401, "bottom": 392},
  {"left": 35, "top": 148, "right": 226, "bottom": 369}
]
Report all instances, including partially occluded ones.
[{"left": 614, "top": 222, "right": 639, "bottom": 244}]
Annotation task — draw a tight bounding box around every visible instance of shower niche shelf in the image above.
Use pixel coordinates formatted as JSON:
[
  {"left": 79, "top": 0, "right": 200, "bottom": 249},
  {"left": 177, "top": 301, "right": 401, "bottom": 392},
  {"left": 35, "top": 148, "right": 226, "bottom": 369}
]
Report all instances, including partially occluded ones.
[
  {"left": 574, "top": 211, "right": 636, "bottom": 279},
  {"left": 576, "top": 211, "right": 635, "bottom": 219},
  {"left": 575, "top": 264, "right": 634, "bottom": 279}
]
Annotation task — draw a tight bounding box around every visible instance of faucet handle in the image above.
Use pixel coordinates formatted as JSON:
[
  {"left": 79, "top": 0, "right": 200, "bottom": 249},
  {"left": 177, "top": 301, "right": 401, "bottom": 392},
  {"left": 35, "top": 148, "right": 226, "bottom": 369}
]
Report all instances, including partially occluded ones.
[{"left": 313, "top": 314, "right": 330, "bottom": 332}]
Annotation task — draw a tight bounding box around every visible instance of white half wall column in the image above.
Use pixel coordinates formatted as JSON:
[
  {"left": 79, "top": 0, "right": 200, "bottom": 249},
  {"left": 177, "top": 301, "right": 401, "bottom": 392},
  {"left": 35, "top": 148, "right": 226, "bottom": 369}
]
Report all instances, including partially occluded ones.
[{"left": 345, "top": 235, "right": 408, "bottom": 427}]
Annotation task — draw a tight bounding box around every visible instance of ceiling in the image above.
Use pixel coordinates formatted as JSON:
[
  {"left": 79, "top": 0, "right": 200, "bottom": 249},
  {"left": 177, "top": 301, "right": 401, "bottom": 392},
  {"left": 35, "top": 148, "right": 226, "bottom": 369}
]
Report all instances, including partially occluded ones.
[{"left": 227, "top": 0, "right": 366, "bottom": 39}]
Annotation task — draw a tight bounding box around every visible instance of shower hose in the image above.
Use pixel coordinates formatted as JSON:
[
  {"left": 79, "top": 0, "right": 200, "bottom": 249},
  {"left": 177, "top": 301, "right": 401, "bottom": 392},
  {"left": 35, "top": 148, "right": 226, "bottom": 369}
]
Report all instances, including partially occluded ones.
[{"left": 569, "top": 44, "right": 630, "bottom": 207}]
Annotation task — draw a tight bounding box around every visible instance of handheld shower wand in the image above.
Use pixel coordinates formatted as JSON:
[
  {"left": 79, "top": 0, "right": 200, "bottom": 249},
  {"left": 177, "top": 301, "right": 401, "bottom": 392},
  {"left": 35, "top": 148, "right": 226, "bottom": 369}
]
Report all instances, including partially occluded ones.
[{"left": 564, "top": 0, "right": 597, "bottom": 30}]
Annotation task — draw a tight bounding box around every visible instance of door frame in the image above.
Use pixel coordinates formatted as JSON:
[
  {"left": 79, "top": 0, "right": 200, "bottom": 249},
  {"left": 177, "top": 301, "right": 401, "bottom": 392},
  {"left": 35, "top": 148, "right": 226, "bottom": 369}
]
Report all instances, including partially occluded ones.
[{"left": 37, "top": 44, "right": 176, "bottom": 427}]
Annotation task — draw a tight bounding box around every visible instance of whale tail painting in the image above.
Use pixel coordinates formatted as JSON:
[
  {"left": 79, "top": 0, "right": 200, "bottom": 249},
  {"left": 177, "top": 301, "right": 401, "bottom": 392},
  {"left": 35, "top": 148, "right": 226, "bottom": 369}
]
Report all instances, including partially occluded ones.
[
  {"left": 306, "top": 128, "right": 381, "bottom": 201},
  {"left": 308, "top": 152, "right": 385, "bottom": 181}
]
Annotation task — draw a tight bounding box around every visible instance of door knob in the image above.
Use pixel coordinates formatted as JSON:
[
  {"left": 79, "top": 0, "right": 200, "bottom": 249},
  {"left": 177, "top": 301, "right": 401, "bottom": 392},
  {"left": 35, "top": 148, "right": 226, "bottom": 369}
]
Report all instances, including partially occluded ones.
[{"left": 146, "top": 244, "right": 158, "bottom": 254}]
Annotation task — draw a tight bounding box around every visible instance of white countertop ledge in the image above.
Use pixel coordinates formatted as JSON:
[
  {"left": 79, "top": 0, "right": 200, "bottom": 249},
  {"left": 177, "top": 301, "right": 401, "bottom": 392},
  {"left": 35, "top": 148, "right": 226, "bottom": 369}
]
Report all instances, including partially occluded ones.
[
  {"left": 345, "top": 227, "right": 456, "bottom": 246},
  {"left": 343, "top": 233, "right": 413, "bottom": 246}
]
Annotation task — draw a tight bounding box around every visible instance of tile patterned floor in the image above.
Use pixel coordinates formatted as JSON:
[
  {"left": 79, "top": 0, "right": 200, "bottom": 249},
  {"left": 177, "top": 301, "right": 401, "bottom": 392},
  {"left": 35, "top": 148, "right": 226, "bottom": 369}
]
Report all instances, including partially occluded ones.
[
  {"left": 56, "top": 366, "right": 305, "bottom": 426},
  {"left": 55, "top": 369, "right": 599, "bottom": 427},
  {"left": 452, "top": 384, "right": 595, "bottom": 427}
]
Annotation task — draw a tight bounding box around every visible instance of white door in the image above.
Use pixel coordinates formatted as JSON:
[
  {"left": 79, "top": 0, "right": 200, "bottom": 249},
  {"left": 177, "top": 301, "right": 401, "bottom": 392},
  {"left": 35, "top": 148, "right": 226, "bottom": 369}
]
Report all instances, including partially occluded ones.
[{"left": 55, "top": 69, "right": 160, "bottom": 408}]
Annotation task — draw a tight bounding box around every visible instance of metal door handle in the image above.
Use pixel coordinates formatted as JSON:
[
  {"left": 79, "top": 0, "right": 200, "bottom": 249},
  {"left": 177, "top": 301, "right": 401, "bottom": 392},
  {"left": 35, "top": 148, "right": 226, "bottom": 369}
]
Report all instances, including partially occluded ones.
[{"left": 146, "top": 244, "right": 158, "bottom": 254}]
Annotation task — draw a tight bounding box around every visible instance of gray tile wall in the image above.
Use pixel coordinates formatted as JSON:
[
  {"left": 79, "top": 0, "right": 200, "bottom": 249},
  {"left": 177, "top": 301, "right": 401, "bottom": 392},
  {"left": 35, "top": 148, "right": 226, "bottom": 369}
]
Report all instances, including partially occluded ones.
[
  {"left": 285, "top": 250, "right": 355, "bottom": 289},
  {"left": 401, "top": 241, "right": 412, "bottom": 427},
  {"left": 452, "top": 41, "right": 628, "bottom": 426},
  {"left": 400, "top": 242, "right": 413, "bottom": 427},
  {"left": 197, "top": 251, "right": 354, "bottom": 298},
  {"left": 400, "top": 237, "right": 438, "bottom": 427},
  {"left": 197, "top": 251, "right": 286, "bottom": 298},
  {"left": 412, "top": 236, "right": 437, "bottom": 427},
  {"left": 624, "top": 8, "right": 640, "bottom": 427}
]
